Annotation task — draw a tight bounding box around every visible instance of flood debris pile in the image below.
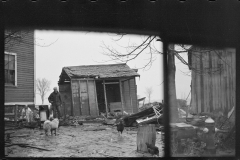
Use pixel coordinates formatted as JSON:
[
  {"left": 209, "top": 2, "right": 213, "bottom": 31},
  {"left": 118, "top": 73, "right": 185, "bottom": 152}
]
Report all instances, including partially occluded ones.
[{"left": 170, "top": 109, "right": 235, "bottom": 157}]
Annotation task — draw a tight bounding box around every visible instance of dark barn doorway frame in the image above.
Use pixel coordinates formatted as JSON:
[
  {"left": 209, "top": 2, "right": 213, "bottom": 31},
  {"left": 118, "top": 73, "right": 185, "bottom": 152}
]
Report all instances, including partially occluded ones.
[{"left": 2, "top": 0, "right": 240, "bottom": 158}]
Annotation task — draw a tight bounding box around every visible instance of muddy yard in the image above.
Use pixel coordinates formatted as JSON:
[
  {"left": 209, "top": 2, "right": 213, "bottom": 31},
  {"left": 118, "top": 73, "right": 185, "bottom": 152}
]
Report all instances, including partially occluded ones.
[{"left": 5, "top": 123, "right": 164, "bottom": 157}]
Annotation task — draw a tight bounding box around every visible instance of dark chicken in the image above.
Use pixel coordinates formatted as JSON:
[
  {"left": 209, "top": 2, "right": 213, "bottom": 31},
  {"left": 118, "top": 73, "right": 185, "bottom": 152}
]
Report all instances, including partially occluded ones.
[
  {"left": 116, "top": 119, "right": 124, "bottom": 135},
  {"left": 145, "top": 142, "right": 159, "bottom": 156}
]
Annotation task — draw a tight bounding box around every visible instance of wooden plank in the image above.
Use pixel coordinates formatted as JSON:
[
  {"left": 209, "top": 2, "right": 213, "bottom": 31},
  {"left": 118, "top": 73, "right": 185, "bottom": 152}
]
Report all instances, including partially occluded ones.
[
  {"left": 119, "top": 80, "right": 124, "bottom": 115},
  {"left": 190, "top": 51, "right": 196, "bottom": 113},
  {"left": 124, "top": 80, "right": 131, "bottom": 113},
  {"left": 216, "top": 50, "right": 220, "bottom": 111},
  {"left": 72, "top": 80, "right": 81, "bottom": 116},
  {"left": 71, "top": 78, "right": 94, "bottom": 80},
  {"left": 218, "top": 50, "right": 223, "bottom": 111},
  {"left": 229, "top": 50, "right": 234, "bottom": 109},
  {"left": 202, "top": 52, "right": 207, "bottom": 112},
  {"left": 60, "top": 88, "right": 72, "bottom": 116},
  {"left": 87, "top": 80, "right": 90, "bottom": 115},
  {"left": 232, "top": 49, "right": 236, "bottom": 108},
  {"left": 88, "top": 80, "right": 98, "bottom": 116},
  {"left": 209, "top": 51, "right": 213, "bottom": 112},
  {"left": 217, "top": 50, "right": 221, "bottom": 111},
  {"left": 196, "top": 52, "right": 201, "bottom": 113},
  {"left": 80, "top": 80, "right": 90, "bottom": 115},
  {"left": 220, "top": 51, "right": 225, "bottom": 112},
  {"left": 219, "top": 50, "right": 223, "bottom": 111},
  {"left": 225, "top": 51, "right": 230, "bottom": 112},
  {"left": 212, "top": 51, "right": 216, "bottom": 111},
  {"left": 206, "top": 52, "right": 210, "bottom": 113},
  {"left": 128, "top": 79, "right": 133, "bottom": 114},
  {"left": 70, "top": 80, "right": 74, "bottom": 116},
  {"left": 78, "top": 80, "right": 82, "bottom": 115},
  {"left": 104, "top": 82, "right": 119, "bottom": 84},
  {"left": 103, "top": 80, "right": 108, "bottom": 115},
  {"left": 130, "top": 78, "right": 137, "bottom": 113},
  {"left": 94, "top": 81, "right": 99, "bottom": 116},
  {"left": 200, "top": 52, "right": 204, "bottom": 112}
]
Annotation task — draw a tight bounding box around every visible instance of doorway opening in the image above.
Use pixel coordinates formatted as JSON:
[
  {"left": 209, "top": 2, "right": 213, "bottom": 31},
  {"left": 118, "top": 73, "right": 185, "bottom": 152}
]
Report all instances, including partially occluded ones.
[{"left": 95, "top": 79, "right": 122, "bottom": 114}]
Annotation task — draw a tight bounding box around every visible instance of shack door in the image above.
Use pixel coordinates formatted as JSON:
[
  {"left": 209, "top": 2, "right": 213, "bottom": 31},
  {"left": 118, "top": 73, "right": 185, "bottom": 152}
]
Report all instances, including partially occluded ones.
[
  {"left": 71, "top": 80, "right": 81, "bottom": 116},
  {"left": 121, "top": 78, "right": 138, "bottom": 114},
  {"left": 71, "top": 80, "right": 98, "bottom": 116}
]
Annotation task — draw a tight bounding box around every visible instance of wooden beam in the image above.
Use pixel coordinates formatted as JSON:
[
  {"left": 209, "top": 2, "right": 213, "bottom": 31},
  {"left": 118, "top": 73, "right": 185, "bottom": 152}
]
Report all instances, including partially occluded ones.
[
  {"left": 71, "top": 78, "right": 95, "bottom": 80},
  {"left": 103, "top": 80, "right": 108, "bottom": 116},
  {"left": 119, "top": 80, "right": 124, "bottom": 115},
  {"left": 128, "top": 79, "right": 133, "bottom": 114},
  {"left": 78, "top": 80, "right": 82, "bottom": 116},
  {"left": 103, "top": 82, "right": 119, "bottom": 84},
  {"left": 87, "top": 80, "right": 91, "bottom": 116},
  {"left": 121, "top": 78, "right": 133, "bottom": 82},
  {"left": 70, "top": 80, "right": 74, "bottom": 116},
  {"left": 94, "top": 80, "right": 99, "bottom": 116}
]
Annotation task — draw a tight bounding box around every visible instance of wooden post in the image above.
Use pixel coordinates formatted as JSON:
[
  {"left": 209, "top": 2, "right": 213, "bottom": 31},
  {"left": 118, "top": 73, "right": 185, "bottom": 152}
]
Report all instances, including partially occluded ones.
[
  {"left": 70, "top": 80, "right": 74, "bottom": 116},
  {"left": 94, "top": 80, "right": 99, "bottom": 116},
  {"left": 87, "top": 80, "right": 90, "bottom": 116},
  {"left": 119, "top": 80, "right": 124, "bottom": 115},
  {"left": 137, "top": 124, "right": 156, "bottom": 153},
  {"left": 63, "top": 102, "right": 66, "bottom": 120},
  {"left": 14, "top": 105, "right": 18, "bottom": 125},
  {"left": 103, "top": 80, "right": 108, "bottom": 116},
  {"left": 78, "top": 80, "right": 82, "bottom": 115},
  {"left": 128, "top": 79, "right": 133, "bottom": 114}
]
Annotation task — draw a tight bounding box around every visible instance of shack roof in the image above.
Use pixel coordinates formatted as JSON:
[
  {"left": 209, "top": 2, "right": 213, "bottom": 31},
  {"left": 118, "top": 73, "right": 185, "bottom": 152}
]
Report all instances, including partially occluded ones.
[{"left": 62, "top": 63, "right": 140, "bottom": 79}]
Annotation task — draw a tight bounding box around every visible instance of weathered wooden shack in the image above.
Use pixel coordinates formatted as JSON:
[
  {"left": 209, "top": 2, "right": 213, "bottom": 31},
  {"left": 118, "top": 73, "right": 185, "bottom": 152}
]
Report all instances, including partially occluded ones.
[
  {"left": 189, "top": 47, "right": 236, "bottom": 116},
  {"left": 58, "top": 63, "right": 140, "bottom": 117}
]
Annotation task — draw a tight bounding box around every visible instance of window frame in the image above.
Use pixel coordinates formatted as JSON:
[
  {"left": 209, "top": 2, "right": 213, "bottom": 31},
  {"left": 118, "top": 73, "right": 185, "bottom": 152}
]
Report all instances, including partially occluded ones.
[{"left": 5, "top": 52, "right": 17, "bottom": 87}]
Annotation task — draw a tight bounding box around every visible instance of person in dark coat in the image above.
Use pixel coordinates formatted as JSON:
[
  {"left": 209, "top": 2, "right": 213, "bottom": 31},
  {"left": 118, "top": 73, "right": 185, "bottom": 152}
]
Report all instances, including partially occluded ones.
[{"left": 48, "top": 87, "right": 62, "bottom": 119}]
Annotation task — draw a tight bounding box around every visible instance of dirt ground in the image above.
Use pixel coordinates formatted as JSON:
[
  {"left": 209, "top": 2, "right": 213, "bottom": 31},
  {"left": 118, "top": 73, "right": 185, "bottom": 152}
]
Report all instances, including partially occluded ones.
[{"left": 5, "top": 123, "right": 164, "bottom": 157}]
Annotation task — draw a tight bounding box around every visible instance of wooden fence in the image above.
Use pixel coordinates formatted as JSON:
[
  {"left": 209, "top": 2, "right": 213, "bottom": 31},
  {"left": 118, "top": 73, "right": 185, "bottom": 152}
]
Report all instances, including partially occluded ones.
[{"left": 190, "top": 47, "right": 235, "bottom": 116}]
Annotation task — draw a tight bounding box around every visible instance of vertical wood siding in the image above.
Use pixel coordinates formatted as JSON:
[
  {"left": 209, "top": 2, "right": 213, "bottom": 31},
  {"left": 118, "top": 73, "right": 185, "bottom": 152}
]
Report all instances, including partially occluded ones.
[
  {"left": 59, "top": 83, "right": 72, "bottom": 116},
  {"left": 5, "top": 30, "right": 34, "bottom": 103},
  {"left": 190, "top": 47, "right": 236, "bottom": 116},
  {"left": 122, "top": 78, "right": 138, "bottom": 114}
]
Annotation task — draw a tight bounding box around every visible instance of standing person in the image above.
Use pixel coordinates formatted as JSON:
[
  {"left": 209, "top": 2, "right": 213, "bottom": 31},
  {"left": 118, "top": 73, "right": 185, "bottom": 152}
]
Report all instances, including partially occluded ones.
[{"left": 48, "top": 87, "right": 62, "bottom": 119}]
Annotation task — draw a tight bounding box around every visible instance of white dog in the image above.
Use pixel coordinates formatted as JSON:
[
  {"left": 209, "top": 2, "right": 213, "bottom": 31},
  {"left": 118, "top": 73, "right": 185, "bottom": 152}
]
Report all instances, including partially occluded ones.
[{"left": 43, "top": 117, "right": 59, "bottom": 136}]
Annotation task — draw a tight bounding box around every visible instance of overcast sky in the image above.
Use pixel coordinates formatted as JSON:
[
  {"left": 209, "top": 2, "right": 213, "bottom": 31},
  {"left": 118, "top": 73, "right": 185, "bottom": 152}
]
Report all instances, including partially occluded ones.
[{"left": 35, "top": 30, "right": 191, "bottom": 105}]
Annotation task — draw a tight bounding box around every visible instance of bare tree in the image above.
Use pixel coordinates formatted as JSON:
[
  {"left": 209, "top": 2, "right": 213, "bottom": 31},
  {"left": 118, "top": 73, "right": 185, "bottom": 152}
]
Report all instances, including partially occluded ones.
[
  {"left": 36, "top": 78, "right": 51, "bottom": 104},
  {"left": 145, "top": 87, "right": 153, "bottom": 103},
  {"left": 5, "top": 30, "right": 58, "bottom": 51},
  {"left": 101, "top": 34, "right": 226, "bottom": 123},
  {"left": 5, "top": 30, "right": 59, "bottom": 69}
]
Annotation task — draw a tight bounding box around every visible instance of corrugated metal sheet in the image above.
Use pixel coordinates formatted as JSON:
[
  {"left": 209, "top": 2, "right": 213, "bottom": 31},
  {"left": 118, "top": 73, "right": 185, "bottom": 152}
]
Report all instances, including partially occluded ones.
[
  {"left": 190, "top": 47, "right": 235, "bottom": 116},
  {"left": 5, "top": 30, "right": 34, "bottom": 103}
]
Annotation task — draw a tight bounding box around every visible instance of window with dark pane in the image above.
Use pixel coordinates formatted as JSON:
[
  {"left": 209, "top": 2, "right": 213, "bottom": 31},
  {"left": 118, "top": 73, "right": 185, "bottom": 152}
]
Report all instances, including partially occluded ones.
[{"left": 5, "top": 54, "right": 15, "bottom": 85}]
